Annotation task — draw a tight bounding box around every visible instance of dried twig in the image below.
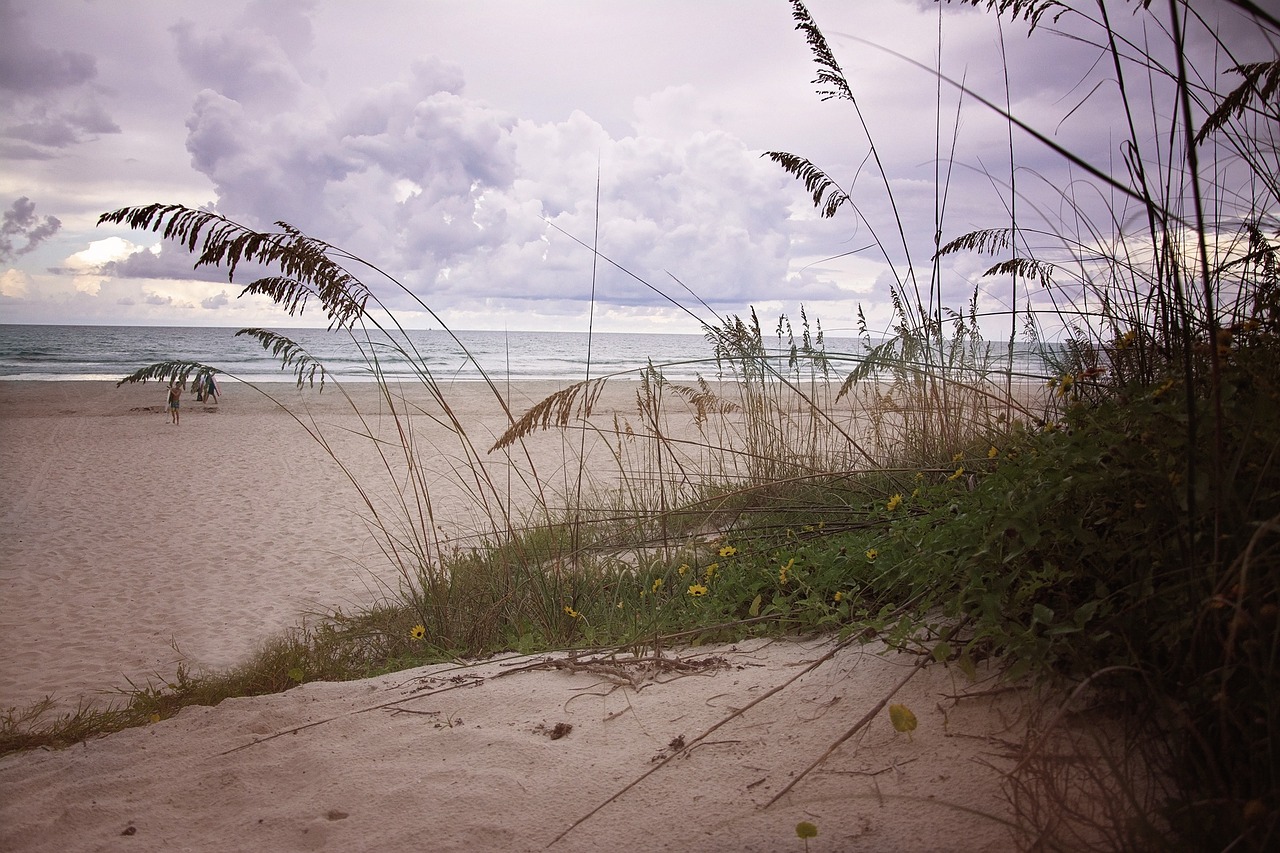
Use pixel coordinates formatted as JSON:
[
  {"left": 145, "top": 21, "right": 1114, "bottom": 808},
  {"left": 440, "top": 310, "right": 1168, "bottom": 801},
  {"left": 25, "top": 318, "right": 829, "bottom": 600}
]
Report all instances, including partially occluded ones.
[
  {"left": 762, "top": 653, "right": 930, "bottom": 807},
  {"left": 546, "top": 635, "right": 857, "bottom": 847},
  {"left": 763, "top": 617, "right": 973, "bottom": 807}
]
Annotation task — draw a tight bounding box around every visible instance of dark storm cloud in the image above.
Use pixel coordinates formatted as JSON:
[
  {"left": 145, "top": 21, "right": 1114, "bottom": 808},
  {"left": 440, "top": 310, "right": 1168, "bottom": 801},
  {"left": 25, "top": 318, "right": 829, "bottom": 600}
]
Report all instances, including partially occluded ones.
[{"left": 0, "top": 197, "right": 61, "bottom": 262}]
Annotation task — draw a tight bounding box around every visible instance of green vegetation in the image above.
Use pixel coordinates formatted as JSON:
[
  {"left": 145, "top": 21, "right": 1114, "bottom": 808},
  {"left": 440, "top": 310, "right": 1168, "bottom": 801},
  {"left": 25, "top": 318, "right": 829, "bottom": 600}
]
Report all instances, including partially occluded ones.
[{"left": 4, "top": 0, "right": 1278, "bottom": 849}]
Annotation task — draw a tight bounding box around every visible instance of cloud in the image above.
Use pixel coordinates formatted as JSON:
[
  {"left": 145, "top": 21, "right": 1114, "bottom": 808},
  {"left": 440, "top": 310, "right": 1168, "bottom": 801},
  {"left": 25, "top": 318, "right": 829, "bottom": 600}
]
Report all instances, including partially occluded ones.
[
  {"left": 59, "top": 236, "right": 151, "bottom": 295},
  {"left": 200, "top": 290, "right": 229, "bottom": 309},
  {"left": 0, "top": 0, "right": 95, "bottom": 93},
  {"left": 52, "top": 233, "right": 276, "bottom": 286},
  {"left": 0, "top": 197, "right": 61, "bottom": 262},
  {"left": 12, "top": 0, "right": 1265, "bottom": 337},
  {"left": 0, "top": 267, "right": 31, "bottom": 298},
  {"left": 170, "top": 19, "right": 308, "bottom": 109},
  {"left": 164, "top": 10, "right": 819, "bottom": 326},
  {"left": 6, "top": 101, "right": 118, "bottom": 147},
  {"left": 0, "top": 0, "right": 120, "bottom": 157}
]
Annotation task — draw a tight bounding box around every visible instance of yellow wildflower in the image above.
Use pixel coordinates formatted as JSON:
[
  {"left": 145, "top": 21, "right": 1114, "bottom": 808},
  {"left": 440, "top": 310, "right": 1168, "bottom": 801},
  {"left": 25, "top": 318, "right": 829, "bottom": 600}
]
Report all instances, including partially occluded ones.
[
  {"left": 947, "top": 467, "right": 965, "bottom": 481},
  {"left": 687, "top": 583, "right": 709, "bottom": 597},
  {"left": 563, "top": 605, "right": 580, "bottom": 618},
  {"left": 952, "top": 451, "right": 964, "bottom": 462},
  {"left": 987, "top": 446, "right": 998, "bottom": 459},
  {"left": 865, "top": 548, "right": 878, "bottom": 562},
  {"left": 718, "top": 544, "right": 737, "bottom": 558},
  {"left": 677, "top": 564, "right": 689, "bottom": 576},
  {"left": 704, "top": 562, "right": 719, "bottom": 581},
  {"left": 885, "top": 493, "right": 902, "bottom": 512},
  {"left": 409, "top": 624, "right": 426, "bottom": 640},
  {"left": 779, "top": 557, "right": 794, "bottom": 584},
  {"left": 651, "top": 578, "right": 664, "bottom": 593},
  {"left": 833, "top": 591, "right": 843, "bottom": 603}
]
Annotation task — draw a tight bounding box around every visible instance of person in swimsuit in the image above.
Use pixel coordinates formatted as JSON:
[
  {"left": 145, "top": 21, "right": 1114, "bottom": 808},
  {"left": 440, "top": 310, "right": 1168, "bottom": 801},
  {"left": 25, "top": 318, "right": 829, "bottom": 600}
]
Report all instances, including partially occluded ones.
[{"left": 167, "top": 381, "right": 183, "bottom": 425}]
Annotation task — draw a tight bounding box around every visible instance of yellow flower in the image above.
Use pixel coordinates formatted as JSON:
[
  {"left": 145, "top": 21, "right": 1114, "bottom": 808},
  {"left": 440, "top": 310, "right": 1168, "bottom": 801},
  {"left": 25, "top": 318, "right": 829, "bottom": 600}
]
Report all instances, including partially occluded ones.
[
  {"left": 677, "top": 564, "right": 689, "bottom": 576},
  {"left": 687, "top": 583, "right": 709, "bottom": 597},
  {"left": 987, "top": 446, "right": 999, "bottom": 459},
  {"left": 779, "top": 557, "right": 794, "bottom": 584},
  {"left": 885, "top": 493, "right": 902, "bottom": 512},
  {"left": 651, "top": 578, "right": 664, "bottom": 593},
  {"left": 718, "top": 545, "right": 738, "bottom": 558},
  {"left": 833, "top": 591, "right": 843, "bottom": 603},
  {"left": 865, "top": 548, "right": 878, "bottom": 562},
  {"left": 563, "top": 605, "right": 580, "bottom": 618},
  {"left": 409, "top": 624, "right": 426, "bottom": 640},
  {"left": 704, "top": 562, "right": 719, "bottom": 581},
  {"left": 952, "top": 451, "right": 964, "bottom": 462},
  {"left": 947, "top": 467, "right": 964, "bottom": 481},
  {"left": 911, "top": 487, "right": 920, "bottom": 498}
]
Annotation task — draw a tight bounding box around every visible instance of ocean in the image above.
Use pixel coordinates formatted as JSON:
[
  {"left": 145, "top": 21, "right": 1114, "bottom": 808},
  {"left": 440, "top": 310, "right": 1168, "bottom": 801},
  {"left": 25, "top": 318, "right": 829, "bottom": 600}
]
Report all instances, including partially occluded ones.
[{"left": 0, "top": 324, "right": 1054, "bottom": 383}]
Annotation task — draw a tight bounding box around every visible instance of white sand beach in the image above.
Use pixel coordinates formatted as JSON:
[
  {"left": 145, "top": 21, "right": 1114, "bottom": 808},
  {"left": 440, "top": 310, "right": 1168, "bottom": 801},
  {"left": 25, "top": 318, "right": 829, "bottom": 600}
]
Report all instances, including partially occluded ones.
[
  {"left": 0, "top": 378, "right": 626, "bottom": 710},
  {"left": 0, "top": 379, "right": 1049, "bottom": 851}
]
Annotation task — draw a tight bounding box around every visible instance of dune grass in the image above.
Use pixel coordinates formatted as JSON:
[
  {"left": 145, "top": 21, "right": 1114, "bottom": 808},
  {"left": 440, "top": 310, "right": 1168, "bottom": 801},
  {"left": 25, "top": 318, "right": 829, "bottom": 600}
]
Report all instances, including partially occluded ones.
[{"left": 5, "top": 0, "right": 1279, "bottom": 849}]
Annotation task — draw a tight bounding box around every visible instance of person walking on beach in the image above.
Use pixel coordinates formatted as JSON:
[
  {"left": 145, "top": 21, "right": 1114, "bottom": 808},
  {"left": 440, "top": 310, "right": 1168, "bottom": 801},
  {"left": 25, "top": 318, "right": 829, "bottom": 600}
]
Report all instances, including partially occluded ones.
[{"left": 167, "top": 381, "right": 183, "bottom": 425}]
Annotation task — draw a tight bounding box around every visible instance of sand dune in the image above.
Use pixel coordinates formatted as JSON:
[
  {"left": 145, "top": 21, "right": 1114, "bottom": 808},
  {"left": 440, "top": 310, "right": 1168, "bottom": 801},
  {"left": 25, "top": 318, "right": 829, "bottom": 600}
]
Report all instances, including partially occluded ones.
[{"left": 1, "top": 637, "right": 1035, "bottom": 852}]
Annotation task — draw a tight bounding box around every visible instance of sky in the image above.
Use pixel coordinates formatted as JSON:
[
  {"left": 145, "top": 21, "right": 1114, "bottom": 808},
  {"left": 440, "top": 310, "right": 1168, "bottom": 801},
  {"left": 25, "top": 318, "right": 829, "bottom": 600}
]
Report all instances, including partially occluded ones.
[{"left": 1, "top": 0, "right": 1276, "bottom": 338}]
